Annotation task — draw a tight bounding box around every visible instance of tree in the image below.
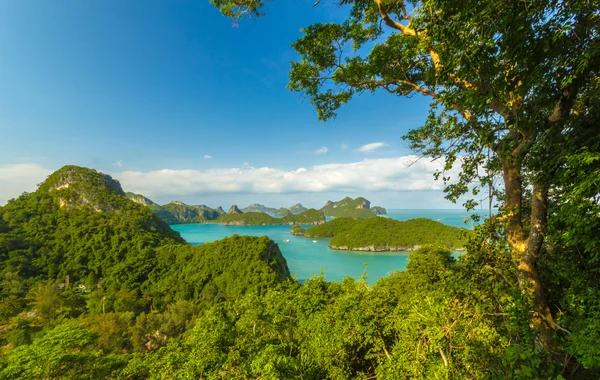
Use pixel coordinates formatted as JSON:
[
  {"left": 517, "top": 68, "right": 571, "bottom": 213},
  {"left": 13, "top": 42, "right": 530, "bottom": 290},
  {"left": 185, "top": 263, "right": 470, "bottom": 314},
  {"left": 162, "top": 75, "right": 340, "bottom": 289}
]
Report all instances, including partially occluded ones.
[{"left": 212, "top": 0, "right": 600, "bottom": 348}]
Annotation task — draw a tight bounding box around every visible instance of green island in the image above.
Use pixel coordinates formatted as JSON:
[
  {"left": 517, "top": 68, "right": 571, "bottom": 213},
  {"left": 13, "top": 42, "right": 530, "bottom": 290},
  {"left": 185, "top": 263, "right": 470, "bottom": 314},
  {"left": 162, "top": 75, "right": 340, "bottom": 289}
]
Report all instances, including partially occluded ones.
[
  {"left": 371, "top": 206, "right": 387, "bottom": 215},
  {"left": 212, "top": 209, "right": 325, "bottom": 226},
  {"left": 293, "top": 217, "right": 467, "bottom": 251},
  {"left": 320, "top": 196, "right": 386, "bottom": 219}
]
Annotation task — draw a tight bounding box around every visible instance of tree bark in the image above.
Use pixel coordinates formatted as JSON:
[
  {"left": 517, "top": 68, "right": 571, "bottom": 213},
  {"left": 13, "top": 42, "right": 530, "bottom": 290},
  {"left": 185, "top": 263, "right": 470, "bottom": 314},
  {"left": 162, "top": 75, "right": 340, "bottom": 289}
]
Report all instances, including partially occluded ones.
[{"left": 502, "top": 158, "right": 554, "bottom": 349}]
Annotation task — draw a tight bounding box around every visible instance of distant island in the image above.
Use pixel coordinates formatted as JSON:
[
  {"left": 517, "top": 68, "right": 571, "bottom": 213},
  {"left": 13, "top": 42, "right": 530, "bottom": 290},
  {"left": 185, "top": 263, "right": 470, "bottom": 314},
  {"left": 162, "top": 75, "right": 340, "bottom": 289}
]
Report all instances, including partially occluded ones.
[
  {"left": 242, "top": 203, "right": 308, "bottom": 215},
  {"left": 127, "top": 194, "right": 386, "bottom": 225},
  {"left": 319, "top": 197, "right": 386, "bottom": 219},
  {"left": 212, "top": 209, "right": 325, "bottom": 226},
  {"left": 292, "top": 217, "right": 468, "bottom": 251},
  {"left": 127, "top": 193, "right": 225, "bottom": 224}
]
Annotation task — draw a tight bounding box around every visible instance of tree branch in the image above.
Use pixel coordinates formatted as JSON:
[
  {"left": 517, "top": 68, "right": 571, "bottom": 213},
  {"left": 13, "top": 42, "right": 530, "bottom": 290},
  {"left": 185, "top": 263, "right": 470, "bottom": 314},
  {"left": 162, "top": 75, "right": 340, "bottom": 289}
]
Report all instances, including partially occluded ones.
[{"left": 372, "top": 0, "right": 416, "bottom": 36}]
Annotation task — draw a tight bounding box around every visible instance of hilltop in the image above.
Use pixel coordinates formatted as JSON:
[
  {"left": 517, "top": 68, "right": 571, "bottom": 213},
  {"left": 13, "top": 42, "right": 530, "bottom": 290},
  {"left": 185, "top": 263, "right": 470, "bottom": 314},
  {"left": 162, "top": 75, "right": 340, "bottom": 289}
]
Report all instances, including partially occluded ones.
[
  {"left": 320, "top": 197, "right": 386, "bottom": 219},
  {"left": 288, "top": 203, "right": 307, "bottom": 213},
  {"left": 0, "top": 165, "right": 292, "bottom": 310}
]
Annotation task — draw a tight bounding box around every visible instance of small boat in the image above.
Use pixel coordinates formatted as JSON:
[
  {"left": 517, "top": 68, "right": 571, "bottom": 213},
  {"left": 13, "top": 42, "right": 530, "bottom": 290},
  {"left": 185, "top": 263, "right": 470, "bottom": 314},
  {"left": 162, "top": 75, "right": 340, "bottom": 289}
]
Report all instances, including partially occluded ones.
[
  {"left": 283, "top": 239, "right": 290, "bottom": 242},
  {"left": 312, "top": 240, "right": 317, "bottom": 243}
]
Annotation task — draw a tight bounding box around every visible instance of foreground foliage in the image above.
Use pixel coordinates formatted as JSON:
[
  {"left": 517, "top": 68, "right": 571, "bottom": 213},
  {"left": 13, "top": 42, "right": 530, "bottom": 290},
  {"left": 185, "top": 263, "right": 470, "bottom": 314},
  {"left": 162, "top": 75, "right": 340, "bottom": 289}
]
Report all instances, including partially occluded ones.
[
  {"left": 5, "top": 230, "right": 595, "bottom": 379},
  {"left": 1, "top": 166, "right": 599, "bottom": 377}
]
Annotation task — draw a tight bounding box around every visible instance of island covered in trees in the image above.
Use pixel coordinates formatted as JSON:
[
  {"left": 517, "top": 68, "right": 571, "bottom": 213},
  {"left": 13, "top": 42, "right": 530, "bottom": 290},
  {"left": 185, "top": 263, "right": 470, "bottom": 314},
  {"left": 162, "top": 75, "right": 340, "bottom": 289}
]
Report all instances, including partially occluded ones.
[{"left": 293, "top": 217, "right": 468, "bottom": 251}]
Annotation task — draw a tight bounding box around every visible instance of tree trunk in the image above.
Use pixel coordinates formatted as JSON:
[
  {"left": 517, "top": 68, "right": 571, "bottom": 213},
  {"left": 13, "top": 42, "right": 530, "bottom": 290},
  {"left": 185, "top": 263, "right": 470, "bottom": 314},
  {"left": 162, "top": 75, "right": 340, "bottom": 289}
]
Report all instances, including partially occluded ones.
[{"left": 502, "top": 159, "right": 554, "bottom": 349}]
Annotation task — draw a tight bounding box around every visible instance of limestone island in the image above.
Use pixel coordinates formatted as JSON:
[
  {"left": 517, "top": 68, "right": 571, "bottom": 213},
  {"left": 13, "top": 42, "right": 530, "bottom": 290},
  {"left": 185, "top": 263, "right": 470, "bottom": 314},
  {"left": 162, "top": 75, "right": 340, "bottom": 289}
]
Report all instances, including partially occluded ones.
[{"left": 320, "top": 197, "right": 386, "bottom": 219}]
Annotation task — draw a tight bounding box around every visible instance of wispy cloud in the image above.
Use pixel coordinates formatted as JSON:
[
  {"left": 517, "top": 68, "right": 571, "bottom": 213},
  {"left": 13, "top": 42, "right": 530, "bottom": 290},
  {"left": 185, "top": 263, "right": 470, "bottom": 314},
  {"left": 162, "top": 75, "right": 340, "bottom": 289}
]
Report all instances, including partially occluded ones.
[
  {"left": 356, "top": 142, "right": 387, "bottom": 153},
  {"left": 204, "top": 155, "right": 213, "bottom": 159},
  {"left": 0, "top": 163, "right": 53, "bottom": 204},
  {"left": 341, "top": 143, "right": 349, "bottom": 150},
  {"left": 113, "top": 160, "right": 124, "bottom": 168},
  {"left": 314, "top": 146, "right": 329, "bottom": 155},
  {"left": 114, "top": 156, "right": 459, "bottom": 197}
]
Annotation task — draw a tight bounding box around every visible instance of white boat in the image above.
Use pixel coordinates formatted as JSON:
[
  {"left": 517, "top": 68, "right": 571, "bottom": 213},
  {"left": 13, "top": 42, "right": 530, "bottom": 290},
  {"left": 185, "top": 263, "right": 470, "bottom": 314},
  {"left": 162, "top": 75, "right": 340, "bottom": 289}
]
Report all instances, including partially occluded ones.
[
  {"left": 312, "top": 240, "right": 317, "bottom": 243},
  {"left": 283, "top": 239, "right": 290, "bottom": 242}
]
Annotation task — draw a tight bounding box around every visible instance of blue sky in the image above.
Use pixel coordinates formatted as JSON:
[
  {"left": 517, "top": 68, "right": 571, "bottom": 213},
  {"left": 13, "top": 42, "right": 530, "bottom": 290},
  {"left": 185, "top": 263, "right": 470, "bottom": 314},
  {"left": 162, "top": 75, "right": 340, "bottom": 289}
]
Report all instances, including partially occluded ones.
[{"left": 0, "top": 0, "right": 467, "bottom": 209}]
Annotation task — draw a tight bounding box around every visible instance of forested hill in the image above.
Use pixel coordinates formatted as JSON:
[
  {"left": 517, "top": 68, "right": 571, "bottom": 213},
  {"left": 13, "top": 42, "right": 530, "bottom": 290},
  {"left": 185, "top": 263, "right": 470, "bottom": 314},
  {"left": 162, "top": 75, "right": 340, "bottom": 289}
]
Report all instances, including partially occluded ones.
[
  {"left": 0, "top": 165, "right": 292, "bottom": 314},
  {"left": 320, "top": 197, "right": 387, "bottom": 218},
  {"left": 294, "top": 217, "right": 468, "bottom": 251}
]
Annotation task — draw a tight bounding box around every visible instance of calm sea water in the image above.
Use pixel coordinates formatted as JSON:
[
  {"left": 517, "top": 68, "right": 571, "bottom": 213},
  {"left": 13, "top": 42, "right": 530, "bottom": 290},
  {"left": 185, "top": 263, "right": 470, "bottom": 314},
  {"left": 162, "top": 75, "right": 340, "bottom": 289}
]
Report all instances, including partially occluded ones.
[{"left": 171, "top": 209, "right": 482, "bottom": 283}]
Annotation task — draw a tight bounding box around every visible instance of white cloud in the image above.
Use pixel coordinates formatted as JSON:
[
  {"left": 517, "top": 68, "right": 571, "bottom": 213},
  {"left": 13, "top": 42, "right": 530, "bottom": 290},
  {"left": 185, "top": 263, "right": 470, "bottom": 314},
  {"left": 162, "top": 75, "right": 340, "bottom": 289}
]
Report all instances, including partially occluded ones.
[
  {"left": 0, "top": 164, "right": 53, "bottom": 204},
  {"left": 113, "top": 156, "right": 460, "bottom": 198},
  {"left": 314, "top": 146, "right": 329, "bottom": 155},
  {"left": 113, "top": 160, "right": 124, "bottom": 168},
  {"left": 204, "top": 155, "right": 213, "bottom": 159},
  {"left": 356, "top": 142, "right": 386, "bottom": 152}
]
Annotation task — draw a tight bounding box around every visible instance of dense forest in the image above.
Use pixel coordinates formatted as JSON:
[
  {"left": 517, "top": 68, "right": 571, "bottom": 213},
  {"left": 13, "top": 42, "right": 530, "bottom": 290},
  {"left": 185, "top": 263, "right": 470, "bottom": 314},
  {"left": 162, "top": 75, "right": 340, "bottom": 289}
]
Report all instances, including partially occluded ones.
[{"left": 294, "top": 217, "right": 468, "bottom": 251}]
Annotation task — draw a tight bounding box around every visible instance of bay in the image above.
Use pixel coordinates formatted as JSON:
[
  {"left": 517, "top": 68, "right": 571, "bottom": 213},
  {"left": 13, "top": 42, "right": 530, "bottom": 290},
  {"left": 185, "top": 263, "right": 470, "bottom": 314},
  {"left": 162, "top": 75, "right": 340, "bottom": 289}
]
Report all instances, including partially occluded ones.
[{"left": 171, "top": 209, "right": 480, "bottom": 283}]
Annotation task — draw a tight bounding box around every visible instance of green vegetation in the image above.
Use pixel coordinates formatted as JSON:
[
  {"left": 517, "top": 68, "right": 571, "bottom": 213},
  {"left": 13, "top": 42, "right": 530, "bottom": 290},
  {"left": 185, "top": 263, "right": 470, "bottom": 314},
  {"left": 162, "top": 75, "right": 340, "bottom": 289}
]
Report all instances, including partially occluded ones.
[
  {"left": 302, "top": 217, "right": 361, "bottom": 238},
  {"left": 213, "top": 211, "right": 276, "bottom": 225},
  {"left": 290, "top": 225, "right": 305, "bottom": 235},
  {"left": 1, "top": 165, "right": 600, "bottom": 377},
  {"left": 208, "top": 0, "right": 600, "bottom": 375},
  {"left": 273, "top": 207, "right": 292, "bottom": 216},
  {"left": 0, "top": 166, "right": 292, "bottom": 371},
  {"left": 127, "top": 193, "right": 224, "bottom": 225},
  {"left": 279, "top": 208, "right": 325, "bottom": 225},
  {"left": 297, "top": 217, "right": 467, "bottom": 251},
  {"left": 1, "top": 0, "right": 599, "bottom": 375},
  {"left": 160, "top": 202, "right": 221, "bottom": 224},
  {"left": 4, "top": 235, "right": 588, "bottom": 378},
  {"left": 371, "top": 206, "right": 387, "bottom": 215},
  {"left": 288, "top": 203, "right": 307, "bottom": 213},
  {"left": 320, "top": 197, "right": 384, "bottom": 219},
  {"left": 329, "top": 218, "right": 467, "bottom": 251},
  {"left": 214, "top": 209, "right": 325, "bottom": 225}
]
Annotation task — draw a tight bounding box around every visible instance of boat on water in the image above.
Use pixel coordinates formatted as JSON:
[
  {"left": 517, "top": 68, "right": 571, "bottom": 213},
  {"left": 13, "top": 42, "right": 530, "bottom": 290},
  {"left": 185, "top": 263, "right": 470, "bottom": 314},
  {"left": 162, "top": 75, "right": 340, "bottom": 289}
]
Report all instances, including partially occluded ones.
[
  {"left": 312, "top": 240, "right": 317, "bottom": 243},
  {"left": 283, "top": 239, "right": 290, "bottom": 242}
]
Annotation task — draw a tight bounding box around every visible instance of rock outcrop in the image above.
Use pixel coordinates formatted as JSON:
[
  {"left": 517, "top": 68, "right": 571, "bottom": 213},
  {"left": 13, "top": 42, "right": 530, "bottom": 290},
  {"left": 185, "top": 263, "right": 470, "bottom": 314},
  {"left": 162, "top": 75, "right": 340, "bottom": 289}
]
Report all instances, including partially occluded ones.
[
  {"left": 288, "top": 203, "right": 307, "bottom": 213},
  {"left": 229, "top": 205, "right": 243, "bottom": 214}
]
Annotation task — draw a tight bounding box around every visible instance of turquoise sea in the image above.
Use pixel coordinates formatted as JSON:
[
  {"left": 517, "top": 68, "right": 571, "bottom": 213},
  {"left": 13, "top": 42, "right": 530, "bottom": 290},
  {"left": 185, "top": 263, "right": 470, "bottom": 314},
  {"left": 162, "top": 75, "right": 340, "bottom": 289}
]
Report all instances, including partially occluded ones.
[{"left": 171, "top": 209, "right": 485, "bottom": 283}]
